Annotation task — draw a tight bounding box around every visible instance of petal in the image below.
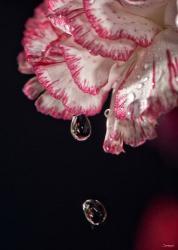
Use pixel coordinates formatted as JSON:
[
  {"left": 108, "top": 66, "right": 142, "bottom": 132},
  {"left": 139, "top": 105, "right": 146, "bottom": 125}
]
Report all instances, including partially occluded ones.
[
  {"left": 39, "top": 39, "right": 66, "bottom": 64},
  {"left": 67, "top": 12, "right": 136, "bottom": 61},
  {"left": 23, "top": 77, "right": 44, "bottom": 100},
  {"left": 83, "top": 0, "right": 161, "bottom": 47},
  {"left": 118, "top": 0, "right": 168, "bottom": 27},
  {"left": 17, "top": 52, "right": 33, "bottom": 74},
  {"left": 118, "top": 0, "right": 169, "bottom": 8},
  {"left": 60, "top": 37, "right": 114, "bottom": 95},
  {"left": 103, "top": 91, "right": 157, "bottom": 155},
  {"left": 114, "top": 29, "right": 178, "bottom": 121},
  {"left": 35, "top": 60, "right": 108, "bottom": 116},
  {"left": 34, "top": 3, "right": 48, "bottom": 21},
  {"left": 48, "top": 0, "right": 81, "bottom": 12},
  {"left": 48, "top": 0, "right": 83, "bottom": 34},
  {"left": 35, "top": 91, "right": 74, "bottom": 119},
  {"left": 164, "top": 0, "right": 177, "bottom": 29},
  {"left": 23, "top": 6, "right": 58, "bottom": 64},
  {"left": 176, "top": 0, "right": 178, "bottom": 28},
  {"left": 106, "top": 54, "right": 136, "bottom": 91}
]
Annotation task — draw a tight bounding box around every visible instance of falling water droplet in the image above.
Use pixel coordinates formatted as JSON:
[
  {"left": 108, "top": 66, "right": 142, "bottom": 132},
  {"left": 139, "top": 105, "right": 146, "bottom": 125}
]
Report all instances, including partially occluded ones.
[
  {"left": 82, "top": 199, "right": 107, "bottom": 226},
  {"left": 70, "top": 115, "right": 91, "bottom": 141}
]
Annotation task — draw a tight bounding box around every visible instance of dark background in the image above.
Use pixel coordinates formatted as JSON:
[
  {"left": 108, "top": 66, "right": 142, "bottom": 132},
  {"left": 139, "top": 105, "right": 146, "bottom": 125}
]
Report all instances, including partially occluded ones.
[{"left": 1, "top": 1, "right": 178, "bottom": 249}]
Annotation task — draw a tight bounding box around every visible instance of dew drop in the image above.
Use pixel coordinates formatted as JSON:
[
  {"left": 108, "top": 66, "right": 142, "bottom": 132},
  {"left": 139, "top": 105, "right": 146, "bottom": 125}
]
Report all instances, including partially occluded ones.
[
  {"left": 70, "top": 115, "right": 91, "bottom": 141},
  {"left": 82, "top": 199, "right": 107, "bottom": 226},
  {"left": 144, "top": 64, "right": 149, "bottom": 70},
  {"left": 137, "top": 83, "right": 143, "bottom": 89},
  {"left": 142, "top": 76, "right": 149, "bottom": 82},
  {"left": 128, "top": 92, "right": 135, "bottom": 102}
]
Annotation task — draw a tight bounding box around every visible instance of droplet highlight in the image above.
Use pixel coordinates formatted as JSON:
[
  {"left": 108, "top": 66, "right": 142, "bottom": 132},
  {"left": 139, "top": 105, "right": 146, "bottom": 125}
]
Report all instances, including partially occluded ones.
[
  {"left": 70, "top": 115, "right": 91, "bottom": 141},
  {"left": 104, "top": 109, "right": 111, "bottom": 118},
  {"left": 143, "top": 63, "right": 149, "bottom": 70},
  {"left": 82, "top": 199, "right": 107, "bottom": 226}
]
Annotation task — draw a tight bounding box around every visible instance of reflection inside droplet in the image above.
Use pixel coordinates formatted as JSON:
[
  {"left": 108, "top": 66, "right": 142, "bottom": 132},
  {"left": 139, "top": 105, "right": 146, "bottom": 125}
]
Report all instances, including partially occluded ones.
[
  {"left": 70, "top": 115, "right": 91, "bottom": 141},
  {"left": 82, "top": 199, "right": 107, "bottom": 226}
]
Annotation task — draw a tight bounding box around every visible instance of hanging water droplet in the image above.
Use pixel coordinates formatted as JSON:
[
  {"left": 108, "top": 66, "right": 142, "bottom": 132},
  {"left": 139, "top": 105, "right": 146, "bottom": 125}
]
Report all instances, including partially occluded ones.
[
  {"left": 104, "top": 109, "right": 111, "bottom": 118},
  {"left": 70, "top": 115, "right": 91, "bottom": 141},
  {"left": 82, "top": 199, "right": 107, "bottom": 226}
]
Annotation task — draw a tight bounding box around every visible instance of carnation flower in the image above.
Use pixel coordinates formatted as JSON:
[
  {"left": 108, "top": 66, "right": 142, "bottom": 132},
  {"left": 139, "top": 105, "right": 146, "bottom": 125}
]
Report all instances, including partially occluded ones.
[{"left": 18, "top": 0, "right": 178, "bottom": 155}]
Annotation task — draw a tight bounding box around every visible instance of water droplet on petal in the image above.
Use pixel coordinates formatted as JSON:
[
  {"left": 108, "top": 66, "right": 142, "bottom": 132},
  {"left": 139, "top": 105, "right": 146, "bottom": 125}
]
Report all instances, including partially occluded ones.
[
  {"left": 144, "top": 64, "right": 149, "bottom": 70},
  {"left": 70, "top": 115, "right": 91, "bottom": 141},
  {"left": 137, "top": 83, "right": 143, "bottom": 89},
  {"left": 128, "top": 92, "right": 135, "bottom": 102},
  {"left": 142, "top": 76, "right": 149, "bottom": 82},
  {"left": 82, "top": 199, "right": 107, "bottom": 226}
]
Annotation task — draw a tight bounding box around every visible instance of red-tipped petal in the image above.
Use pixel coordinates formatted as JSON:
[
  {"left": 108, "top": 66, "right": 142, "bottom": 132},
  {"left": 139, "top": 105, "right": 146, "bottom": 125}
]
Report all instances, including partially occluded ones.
[
  {"left": 83, "top": 0, "right": 161, "bottom": 47},
  {"left": 103, "top": 91, "right": 157, "bottom": 155},
  {"left": 35, "top": 91, "right": 74, "bottom": 119},
  {"left": 48, "top": 0, "right": 83, "bottom": 34},
  {"left": 67, "top": 12, "right": 136, "bottom": 61},
  {"left": 23, "top": 20, "right": 58, "bottom": 64},
  {"left": 60, "top": 37, "right": 114, "bottom": 95},
  {"left": 22, "top": 4, "right": 60, "bottom": 65},
  {"left": 48, "top": 0, "right": 77, "bottom": 12},
  {"left": 34, "top": 3, "right": 48, "bottom": 21},
  {"left": 103, "top": 115, "right": 157, "bottom": 155},
  {"left": 23, "top": 77, "right": 44, "bottom": 100},
  {"left": 35, "top": 60, "right": 108, "bottom": 116},
  {"left": 17, "top": 52, "right": 33, "bottom": 74},
  {"left": 114, "top": 29, "right": 178, "bottom": 121}
]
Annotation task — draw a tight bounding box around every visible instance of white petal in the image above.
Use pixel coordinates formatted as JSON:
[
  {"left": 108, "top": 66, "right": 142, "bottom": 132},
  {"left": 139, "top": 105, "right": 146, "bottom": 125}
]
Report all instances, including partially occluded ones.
[
  {"left": 23, "top": 77, "right": 44, "bottom": 100},
  {"left": 35, "top": 91, "right": 74, "bottom": 119},
  {"left": 23, "top": 8, "right": 58, "bottom": 64},
  {"left": 103, "top": 90, "right": 157, "bottom": 155},
  {"left": 48, "top": 0, "right": 82, "bottom": 34},
  {"left": 114, "top": 29, "right": 178, "bottom": 121},
  {"left": 164, "top": 0, "right": 177, "bottom": 29},
  {"left": 60, "top": 37, "right": 114, "bottom": 95},
  {"left": 83, "top": 0, "right": 161, "bottom": 47},
  {"left": 67, "top": 12, "right": 136, "bottom": 61},
  {"left": 17, "top": 52, "right": 33, "bottom": 74},
  {"left": 35, "top": 59, "right": 108, "bottom": 116}
]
